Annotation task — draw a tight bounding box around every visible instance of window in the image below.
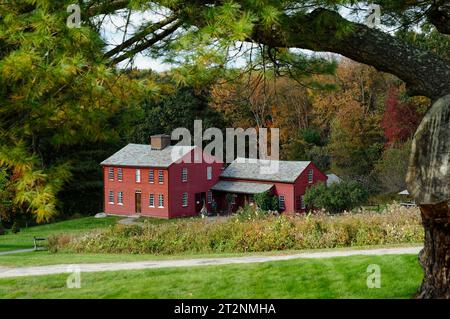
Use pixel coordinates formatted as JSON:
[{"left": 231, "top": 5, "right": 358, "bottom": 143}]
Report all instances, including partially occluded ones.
[
  {"left": 158, "top": 194, "right": 164, "bottom": 208},
  {"left": 207, "top": 191, "right": 213, "bottom": 204},
  {"left": 117, "top": 192, "right": 123, "bottom": 205},
  {"left": 117, "top": 168, "right": 123, "bottom": 181},
  {"left": 149, "top": 170, "right": 154, "bottom": 183},
  {"left": 135, "top": 169, "right": 141, "bottom": 183},
  {"left": 149, "top": 194, "right": 154, "bottom": 207},
  {"left": 301, "top": 195, "right": 306, "bottom": 210},
  {"left": 182, "top": 192, "right": 188, "bottom": 207},
  {"left": 181, "top": 168, "right": 188, "bottom": 182},
  {"left": 108, "top": 167, "right": 114, "bottom": 181},
  {"left": 279, "top": 195, "right": 285, "bottom": 210},
  {"left": 296, "top": 196, "right": 302, "bottom": 211},
  {"left": 207, "top": 166, "right": 212, "bottom": 180},
  {"left": 308, "top": 169, "right": 314, "bottom": 184},
  {"left": 108, "top": 190, "right": 114, "bottom": 204},
  {"left": 158, "top": 170, "right": 164, "bottom": 184},
  {"left": 231, "top": 194, "right": 236, "bottom": 204}
]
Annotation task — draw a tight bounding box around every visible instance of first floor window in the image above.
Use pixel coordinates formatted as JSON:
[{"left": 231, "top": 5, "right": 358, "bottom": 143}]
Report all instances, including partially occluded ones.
[
  {"left": 158, "top": 194, "right": 164, "bottom": 208},
  {"left": 301, "top": 195, "right": 306, "bottom": 210},
  {"left": 108, "top": 167, "right": 114, "bottom": 180},
  {"left": 108, "top": 190, "right": 114, "bottom": 204},
  {"left": 149, "top": 194, "right": 154, "bottom": 207},
  {"left": 118, "top": 191, "right": 123, "bottom": 204},
  {"left": 182, "top": 192, "right": 188, "bottom": 207},
  {"left": 136, "top": 169, "right": 141, "bottom": 183},
  {"left": 117, "top": 168, "right": 123, "bottom": 181},
  {"left": 279, "top": 195, "right": 285, "bottom": 210},
  {"left": 231, "top": 194, "right": 236, "bottom": 204},
  {"left": 207, "top": 191, "right": 213, "bottom": 204}
]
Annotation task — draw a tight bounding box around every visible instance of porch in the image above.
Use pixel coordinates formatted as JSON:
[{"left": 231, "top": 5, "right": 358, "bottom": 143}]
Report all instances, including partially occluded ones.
[{"left": 210, "top": 180, "right": 274, "bottom": 215}]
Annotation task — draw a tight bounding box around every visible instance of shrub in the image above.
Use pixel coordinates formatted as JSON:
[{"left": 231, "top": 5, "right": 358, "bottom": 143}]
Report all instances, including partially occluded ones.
[
  {"left": 304, "top": 179, "right": 368, "bottom": 214},
  {"left": 254, "top": 191, "right": 279, "bottom": 211},
  {"left": 11, "top": 221, "right": 20, "bottom": 234},
  {"left": 0, "top": 222, "right": 5, "bottom": 235},
  {"left": 51, "top": 204, "right": 423, "bottom": 255}
]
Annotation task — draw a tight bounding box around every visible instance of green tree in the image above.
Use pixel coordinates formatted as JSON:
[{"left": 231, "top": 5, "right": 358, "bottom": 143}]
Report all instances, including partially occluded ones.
[{"left": 304, "top": 180, "right": 368, "bottom": 214}]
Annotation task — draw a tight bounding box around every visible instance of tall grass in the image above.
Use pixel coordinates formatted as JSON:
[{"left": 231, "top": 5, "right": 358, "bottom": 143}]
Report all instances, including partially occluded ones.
[{"left": 50, "top": 204, "right": 423, "bottom": 255}]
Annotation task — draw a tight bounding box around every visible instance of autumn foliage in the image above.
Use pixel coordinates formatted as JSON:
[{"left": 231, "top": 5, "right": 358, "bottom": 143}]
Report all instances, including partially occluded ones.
[{"left": 381, "top": 88, "right": 422, "bottom": 145}]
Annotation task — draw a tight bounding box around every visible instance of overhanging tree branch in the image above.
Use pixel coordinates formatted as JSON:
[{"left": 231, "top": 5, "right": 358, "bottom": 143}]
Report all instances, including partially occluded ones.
[{"left": 108, "top": 20, "right": 183, "bottom": 65}]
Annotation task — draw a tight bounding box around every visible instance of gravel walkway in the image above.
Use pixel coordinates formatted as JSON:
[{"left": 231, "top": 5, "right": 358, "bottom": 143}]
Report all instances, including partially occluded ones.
[{"left": 0, "top": 246, "right": 421, "bottom": 279}]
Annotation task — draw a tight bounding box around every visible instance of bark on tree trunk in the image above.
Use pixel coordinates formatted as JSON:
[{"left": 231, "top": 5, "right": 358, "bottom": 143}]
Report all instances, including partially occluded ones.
[
  {"left": 415, "top": 203, "right": 450, "bottom": 298},
  {"left": 407, "top": 95, "right": 450, "bottom": 299}
]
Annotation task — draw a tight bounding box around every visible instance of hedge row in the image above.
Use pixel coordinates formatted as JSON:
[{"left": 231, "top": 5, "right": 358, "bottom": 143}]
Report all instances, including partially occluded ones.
[{"left": 50, "top": 204, "right": 423, "bottom": 254}]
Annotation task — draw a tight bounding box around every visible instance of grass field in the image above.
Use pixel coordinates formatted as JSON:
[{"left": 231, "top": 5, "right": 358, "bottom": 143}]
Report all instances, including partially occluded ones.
[
  {"left": 0, "top": 217, "right": 120, "bottom": 252},
  {"left": 0, "top": 254, "right": 422, "bottom": 299}
]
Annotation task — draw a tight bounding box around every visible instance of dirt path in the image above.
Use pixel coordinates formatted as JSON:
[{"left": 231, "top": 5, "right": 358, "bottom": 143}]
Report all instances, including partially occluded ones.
[{"left": 0, "top": 246, "right": 422, "bottom": 279}]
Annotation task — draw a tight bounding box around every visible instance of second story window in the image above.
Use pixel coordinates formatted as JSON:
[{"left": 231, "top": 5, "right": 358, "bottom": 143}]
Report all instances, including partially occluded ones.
[
  {"left": 108, "top": 190, "right": 114, "bottom": 204},
  {"left": 158, "top": 194, "right": 164, "bottom": 208},
  {"left": 117, "top": 168, "right": 123, "bottom": 182},
  {"left": 182, "top": 168, "right": 188, "bottom": 182},
  {"left": 108, "top": 167, "right": 114, "bottom": 181},
  {"left": 279, "top": 195, "right": 285, "bottom": 210},
  {"left": 149, "top": 194, "right": 154, "bottom": 207},
  {"left": 135, "top": 169, "right": 141, "bottom": 183},
  {"left": 308, "top": 169, "right": 314, "bottom": 183},
  {"left": 207, "top": 166, "right": 212, "bottom": 180},
  {"left": 158, "top": 170, "right": 164, "bottom": 184},
  {"left": 149, "top": 170, "right": 154, "bottom": 183},
  {"left": 117, "top": 192, "right": 123, "bottom": 205},
  {"left": 182, "top": 192, "right": 188, "bottom": 207}
]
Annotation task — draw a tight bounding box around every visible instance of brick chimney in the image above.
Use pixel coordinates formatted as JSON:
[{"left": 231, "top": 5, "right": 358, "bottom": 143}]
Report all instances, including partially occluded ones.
[{"left": 150, "top": 134, "right": 171, "bottom": 150}]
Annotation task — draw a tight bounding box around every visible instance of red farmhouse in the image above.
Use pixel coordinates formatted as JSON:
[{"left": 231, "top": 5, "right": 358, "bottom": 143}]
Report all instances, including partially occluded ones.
[{"left": 101, "top": 135, "right": 327, "bottom": 218}]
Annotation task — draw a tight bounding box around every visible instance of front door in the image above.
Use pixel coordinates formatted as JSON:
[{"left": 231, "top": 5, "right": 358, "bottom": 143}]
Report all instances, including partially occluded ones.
[
  {"left": 135, "top": 191, "right": 141, "bottom": 214},
  {"left": 195, "top": 192, "right": 206, "bottom": 213}
]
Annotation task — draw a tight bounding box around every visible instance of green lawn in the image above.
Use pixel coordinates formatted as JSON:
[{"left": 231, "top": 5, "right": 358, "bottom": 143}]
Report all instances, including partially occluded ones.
[
  {"left": 0, "top": 242, "right": 422, "bottom": 267},
  {"left": 0, "top": 254, "right": 422, "bottom": 299},
  {"left": 0, "top": 217, "right": 119, "bottom": 252}
]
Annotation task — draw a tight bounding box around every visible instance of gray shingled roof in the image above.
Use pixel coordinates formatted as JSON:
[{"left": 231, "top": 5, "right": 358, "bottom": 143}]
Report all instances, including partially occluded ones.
[
  {"left": 211, "top": 180, "right": 274, "bottom": 194},
  {"left": 220, "top": 157, "right": 311, "bottom": 183},
  {"left": 326, "top": 173, "right": 342, "bottom": 187},
  {"left": 100, "top": 144, "right": 195, "bottom": 168}
]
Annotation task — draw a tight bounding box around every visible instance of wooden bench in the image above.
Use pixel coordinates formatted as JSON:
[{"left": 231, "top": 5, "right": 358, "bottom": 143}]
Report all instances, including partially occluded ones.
[{"left": 33, "top": 237, "right": 48, "bottom": 251}]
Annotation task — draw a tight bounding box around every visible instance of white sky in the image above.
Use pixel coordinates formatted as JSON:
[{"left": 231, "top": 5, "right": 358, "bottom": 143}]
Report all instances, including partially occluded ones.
[{"left": 99, "top": 5, "right": 384, "bottom": 72}]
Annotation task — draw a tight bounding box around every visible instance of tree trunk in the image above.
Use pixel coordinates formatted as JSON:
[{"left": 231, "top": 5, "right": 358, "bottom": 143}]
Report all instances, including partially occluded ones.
[
  {"left": 407, "top": 95, "right": 450, "bottom": 298},
  {"left": 416, "top": 203, "right": 450, "bottom": 298}
]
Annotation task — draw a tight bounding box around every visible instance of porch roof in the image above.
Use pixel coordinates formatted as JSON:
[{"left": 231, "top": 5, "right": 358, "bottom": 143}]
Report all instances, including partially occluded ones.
[{"left": 211, "top": 181, "right": 274, "bottom": 194}]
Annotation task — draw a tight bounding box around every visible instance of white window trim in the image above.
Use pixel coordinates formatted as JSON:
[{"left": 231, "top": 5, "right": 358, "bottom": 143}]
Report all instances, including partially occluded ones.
[
  {"left": 158, "top": 194, "right": 164, "bottom": 208},
  {"left": 279, "top": 195, "right": 286, "bottom": 210},
  {"left": 308, "top": 169, "right": 314, "bottom": 184},
  {"left": 149, "top": 194, "right": 155, "bottom": 208},
  {"left": 136, "top": 169, "right": 141, "bottom": 183},
  {"left": 182, "top": 192, "right": 188, "bottom": 207},
  {"left": 158, "top": 170, "right": 164, "bottom": 184},
  {"left": 207, "top": 191, "right": 212, "bottom": 204},
  {"left": 108, "top": 168, "right": 114, "bottom": 181},
  {"left": 149, "top": 170, "right": 154, "bottom": 183},
  {"left": 182, "top": 168, "right": 188, "bottom": 182},
  {"left": 207, "top": 166, "right": 212, "bottom": 180},
  {"left": 108, "top": 191, "right": 114, "bottom": 204},
  {"left": 117, "top": 191, "right": 123, "bottom": 205}
]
